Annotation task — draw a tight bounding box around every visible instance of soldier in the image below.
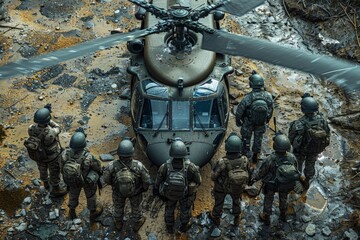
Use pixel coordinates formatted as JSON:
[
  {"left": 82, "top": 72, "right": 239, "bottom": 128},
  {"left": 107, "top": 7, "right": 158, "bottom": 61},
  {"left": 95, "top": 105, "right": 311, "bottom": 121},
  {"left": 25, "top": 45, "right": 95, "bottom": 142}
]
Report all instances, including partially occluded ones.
[
  {"left": 61, "top": 129, "right": 103, "bottom": 220},
  {"left": 235, "top": 71, "right": 274, "bottom": 164},
  {"left": 102, "top": 139, "right": 151, "bottom": 231},
  {"left": 24, "top": 105, "right": 67, "bottom": 197},
  {"left": 154, "top": 139, "right": 202, "bottom": 234},
  {"left": 209, "top": 133, "right": 250, "bottom": 227},
  {"left": 251, "top": 134, "right": 300, "bottom": 225},
  {"left": 288, "top": 94, "right": 330, "bottom": 189}
]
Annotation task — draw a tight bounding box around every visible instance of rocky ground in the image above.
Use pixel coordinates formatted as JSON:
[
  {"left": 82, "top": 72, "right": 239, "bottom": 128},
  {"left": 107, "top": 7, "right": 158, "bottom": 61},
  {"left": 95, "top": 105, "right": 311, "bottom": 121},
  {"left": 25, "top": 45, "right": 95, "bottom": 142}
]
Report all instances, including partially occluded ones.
[{"left": 0, "top": 0, "right": 360, "bottom": 239}]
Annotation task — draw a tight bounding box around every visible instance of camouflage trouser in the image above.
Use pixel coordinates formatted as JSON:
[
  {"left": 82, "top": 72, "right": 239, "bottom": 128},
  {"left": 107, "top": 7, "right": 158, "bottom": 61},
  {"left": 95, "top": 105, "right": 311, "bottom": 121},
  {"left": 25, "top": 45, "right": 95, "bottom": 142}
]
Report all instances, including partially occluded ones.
[
  {"left": 165, "top": 194, "right": 196, "bottom": 226},
  {"left": 68, "top": 182, "right": 97, "bottom": 211},
  {"left": 263, "top": 184, "right": 291, "bottom": 216},
  {"left": 212, "top": 190, "right": 241, "bottom": 219},
  {"left": 113, "top": 192, "right": 143, "bottom": 223},
  {"left": 37, "top": 156, "right": 61, "bottom": 187},
  {"left": 240, "top": 122, "right": 266, "bottom": 154},
  {"left": 294, "top": 153, "right": 317, "bottom": 179}
]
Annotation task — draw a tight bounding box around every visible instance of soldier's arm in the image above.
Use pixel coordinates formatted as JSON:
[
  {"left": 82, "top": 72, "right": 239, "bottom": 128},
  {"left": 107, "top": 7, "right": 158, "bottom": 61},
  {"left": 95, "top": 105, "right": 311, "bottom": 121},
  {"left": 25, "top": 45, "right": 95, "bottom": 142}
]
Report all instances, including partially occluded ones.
[
  {"left": 154, "top": 164, "right": 166, "bottom": 189},
  {"left": 288, "top": 122, "right": 296, "bottom": 143},
  {"left": 235, "top": 97, "right": 248, "bottom": 126},
  {"left": 139, "top": 162, "right": 151, "bottom": 191},
  {"left": 190, "top": 163, "right": 202, "bottom": 186},
  {"left": 267, "top": 93, "right": 274, "bottom": 122},
  {"left": 49, "top": 120, "right": 61, "bottom": 135},
  {"left": 252, "top": 156, "right": 271, "bottom": 181},
  {"left": 102, "top": 162, "right": 113, "bottom": 185},
  {"left": 211, "top": 160, "right": 224, "bottom": 181}
]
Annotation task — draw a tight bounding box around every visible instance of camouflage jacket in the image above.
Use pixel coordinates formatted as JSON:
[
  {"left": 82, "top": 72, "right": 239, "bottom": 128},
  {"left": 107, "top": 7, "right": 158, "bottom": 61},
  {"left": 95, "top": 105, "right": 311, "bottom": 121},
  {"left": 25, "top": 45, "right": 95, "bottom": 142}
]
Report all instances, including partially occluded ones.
[
  {"left": 252, "top": 152, "right": 297, "bottom": 183},
  {"left": 235, "top": 90, "right": 274, "bottom": 126},
  {"left": 103, "top": 159, "right": 151, "bottom": 195},
  {"left": 61, "top": 148, "right": 102, "bottom": 180},
  {"left": 211, "top": 154, "right": 250, "bottom": 186},
  {"left": 155, "top": 158, "right": 202, "bottom": 190},
  {"left": 28, "top": 120, "right": 62, "bottom": 161},
  {"left": 288, "top": 113, "right": 330, "bottom": 153}
]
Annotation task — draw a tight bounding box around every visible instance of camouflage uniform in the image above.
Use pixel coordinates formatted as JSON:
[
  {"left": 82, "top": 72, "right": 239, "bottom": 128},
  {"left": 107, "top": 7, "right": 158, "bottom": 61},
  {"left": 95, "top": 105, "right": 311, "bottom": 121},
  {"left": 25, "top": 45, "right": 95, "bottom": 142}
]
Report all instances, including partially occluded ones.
[
  {"left": 28, "top": 120, "right": 62, "bottom": 189},
  {"left": 211, "top": 153, "right": 250, "bottom": 225},
  {"left": 288, "top": 113, "right": 330, "bottom": 180},
  {"left": 61, "top": 148, "right": 101, "bottom": 212},
  {"left": 103, "top": 159, "right": 151, "bottom": 225},
  {"left": 252, "top": 152, "right": 297, "bottom": 217},
  {"left": 155, "top": 158, "right": 202, "bottom": 230},
  {"left": 236, "top": 90, "right": 273, "bottom": 155}
]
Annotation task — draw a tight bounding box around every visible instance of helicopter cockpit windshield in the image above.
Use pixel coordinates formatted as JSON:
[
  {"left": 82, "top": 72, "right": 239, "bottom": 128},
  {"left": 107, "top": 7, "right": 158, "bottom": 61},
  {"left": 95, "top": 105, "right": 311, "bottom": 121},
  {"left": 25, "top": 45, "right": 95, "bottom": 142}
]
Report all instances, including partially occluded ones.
[{"left": 133, "top": 78, "right": 227, "bottom": 131}]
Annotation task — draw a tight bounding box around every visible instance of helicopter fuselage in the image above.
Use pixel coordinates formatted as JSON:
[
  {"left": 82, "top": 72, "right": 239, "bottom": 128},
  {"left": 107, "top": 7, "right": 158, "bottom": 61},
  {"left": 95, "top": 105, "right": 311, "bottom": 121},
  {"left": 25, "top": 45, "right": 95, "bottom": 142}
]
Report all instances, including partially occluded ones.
[{"left": 128, "top": 0, "right": 234, "bottom": 166}]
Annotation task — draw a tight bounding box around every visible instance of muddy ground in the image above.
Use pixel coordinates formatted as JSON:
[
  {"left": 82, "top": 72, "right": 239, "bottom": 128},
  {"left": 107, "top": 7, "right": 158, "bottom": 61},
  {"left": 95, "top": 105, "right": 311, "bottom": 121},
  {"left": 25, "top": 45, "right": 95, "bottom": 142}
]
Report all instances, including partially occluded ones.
[{"left": 0, "top": 0, "right": 360, "bottom": 239}]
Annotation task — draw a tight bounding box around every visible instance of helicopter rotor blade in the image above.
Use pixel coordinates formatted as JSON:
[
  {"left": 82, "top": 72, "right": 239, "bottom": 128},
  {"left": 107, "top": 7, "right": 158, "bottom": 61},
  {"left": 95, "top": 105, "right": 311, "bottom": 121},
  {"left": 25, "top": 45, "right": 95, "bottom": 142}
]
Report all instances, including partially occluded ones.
[
  {"left": 216, "top": 0, "right": 265, "bottom": 17},
  {"left": 202, "top": 30, "right": 360, "bottom": 91},
  {"left": 0, "top": 28, "right": 155, "bottom": 80}
]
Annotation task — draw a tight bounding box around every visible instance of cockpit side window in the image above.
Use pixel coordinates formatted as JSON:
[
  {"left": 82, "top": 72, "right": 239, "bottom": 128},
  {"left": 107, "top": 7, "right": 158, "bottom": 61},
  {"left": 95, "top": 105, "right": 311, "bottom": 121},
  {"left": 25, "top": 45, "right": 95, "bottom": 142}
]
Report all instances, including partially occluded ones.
[
  {"left": 140, "top": 99, "right": 169, "bottom": 129},
  {"left": 193, "top": 99, "right": 221, "bottom": 129},
  {"left": 171, "top": 101, "right": 190, "bottom": 130}
]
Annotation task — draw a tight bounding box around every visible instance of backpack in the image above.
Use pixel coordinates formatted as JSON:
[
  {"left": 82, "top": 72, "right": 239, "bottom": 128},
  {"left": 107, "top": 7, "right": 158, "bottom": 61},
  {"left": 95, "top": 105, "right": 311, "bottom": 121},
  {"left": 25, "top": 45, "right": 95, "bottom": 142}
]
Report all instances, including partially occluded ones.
[
  {"left": 160, "top": 160, "right": 189, "bottom": 201},
  {"left": 302, "top": 118, "right": 329, "bottom": 154},
  {"left": 24, "top": 129, "right": 48, "bottom": 162},
  {"left": 274, "top": 156, "right": 300, "bottom": 184},
  {"left": 63, "top": 150, "right": 86, "bottom": 186},
  {"left": 224, "top": 157, "right": 249, "bottom": 194},
  {"left": 250, "top": 95, "right": 268, "bottom": 126},
  {"left": 113, "top": 161, "right": 136, "bottom": 197}
]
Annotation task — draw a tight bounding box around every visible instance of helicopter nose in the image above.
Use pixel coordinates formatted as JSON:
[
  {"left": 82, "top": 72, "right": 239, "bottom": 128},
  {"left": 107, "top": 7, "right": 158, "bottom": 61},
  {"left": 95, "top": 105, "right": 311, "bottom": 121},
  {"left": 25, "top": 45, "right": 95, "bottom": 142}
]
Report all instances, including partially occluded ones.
[{"left": 146, "top": 142, "right": 214, "bottom": 167}]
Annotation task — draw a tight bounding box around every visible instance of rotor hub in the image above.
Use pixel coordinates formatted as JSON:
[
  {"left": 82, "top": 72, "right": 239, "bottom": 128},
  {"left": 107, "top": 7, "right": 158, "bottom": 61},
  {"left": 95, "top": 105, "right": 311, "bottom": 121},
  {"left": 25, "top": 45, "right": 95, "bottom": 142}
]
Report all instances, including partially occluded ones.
[{"left": 171, "top": 9, "right": 189, "bottom": 19}]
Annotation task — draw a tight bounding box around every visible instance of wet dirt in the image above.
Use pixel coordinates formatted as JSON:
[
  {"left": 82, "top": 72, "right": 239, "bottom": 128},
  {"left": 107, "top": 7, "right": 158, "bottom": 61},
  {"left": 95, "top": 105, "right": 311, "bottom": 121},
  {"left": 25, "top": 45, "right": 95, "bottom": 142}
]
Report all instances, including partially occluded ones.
[
  {"left": 0, "top": 0, "right": 360, "bottom": 239},
  {"left": 0, "top": 188, "right": 29, "bottom": 216}
]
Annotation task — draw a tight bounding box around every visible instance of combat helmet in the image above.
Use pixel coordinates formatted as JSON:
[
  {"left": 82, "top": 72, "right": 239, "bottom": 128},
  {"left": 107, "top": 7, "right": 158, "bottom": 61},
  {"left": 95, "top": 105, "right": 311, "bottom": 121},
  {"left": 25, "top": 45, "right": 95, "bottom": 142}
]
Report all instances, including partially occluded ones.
[
  {"left": 117, "top": 139, "right": 134, "bottom": 157},
  {"left": 249, "top": 70, "right": 264, "bottom": 89},
  {"left": 225, "top": 133, "right": 242, "bottom": 153},
  {"left": 169, "top": 139, "right": 187, "bottom": 158},
  {"left": 273, "top": 134, "right": 291, "bottom": 153},
  {"left": 70, "top": 132, "right": 87, "bottom": 150},
  {"left": 301, "top": 96, "right": 318, "bottom": 113},
  {"left": 34, "top": 108, "right": 51, "bottom": 125}
]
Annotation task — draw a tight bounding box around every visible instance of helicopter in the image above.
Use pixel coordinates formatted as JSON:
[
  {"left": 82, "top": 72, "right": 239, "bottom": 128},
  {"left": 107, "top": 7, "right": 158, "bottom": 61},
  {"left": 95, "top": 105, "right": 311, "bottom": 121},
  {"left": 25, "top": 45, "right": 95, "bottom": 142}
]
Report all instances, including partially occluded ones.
[{"left": 1, "top": 0, "right": 360, "bottom": 167}]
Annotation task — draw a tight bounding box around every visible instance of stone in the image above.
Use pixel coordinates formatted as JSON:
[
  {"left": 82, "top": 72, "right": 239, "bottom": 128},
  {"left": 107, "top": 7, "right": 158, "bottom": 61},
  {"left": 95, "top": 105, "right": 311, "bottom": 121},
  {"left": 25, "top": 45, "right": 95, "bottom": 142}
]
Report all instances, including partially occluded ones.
[
  {"left": 99, "top": 154, "right": 114, "bottom": 162},
  {"left": 55, "top": 208, "right": 59, "bottom": 217},
  {"left": 15, "top": 222, "right": 27, "bottom": 232},
  {"left": 111, "top": 83, "right": 117, "bottom": 89},
  {"left": 23, "top": 196, "right": 32, "bottom": 204},
  {"left": 305, "top": 223, "right": 316, "bottom": 237},
  {"left": 147, "top": 233, "right": 157, "bottom": 240},
  {"left": 73, "top": 218, "right": 82, "bottom": 225},
  {"left": 31, "top": 179, "right": 41, "bottom": 186},
  {"left": 321, "top": 226, "right": 331, "bottom": 237},
  {"left": 344, "top": 229, "right": 358, "bottom": 240},
  {"left": 49, "top": 211, "right": 57, "bottom": 220},
  {"left": 301, "top": 215, "right": 311, "bottom": 223},
  {"left": 7, "top": 227, "right": 14, "bottom": 233},
  {"left": 210, "top": 227, "right": 221, "bottom": 238},
  {"left": 57, "top": 230, "right": 67, "bottom": 236}
]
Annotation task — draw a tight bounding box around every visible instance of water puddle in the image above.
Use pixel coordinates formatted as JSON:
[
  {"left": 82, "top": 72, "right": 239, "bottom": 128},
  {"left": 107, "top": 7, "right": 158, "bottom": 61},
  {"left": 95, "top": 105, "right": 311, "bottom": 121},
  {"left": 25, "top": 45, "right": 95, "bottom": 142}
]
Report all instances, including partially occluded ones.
[{"left": 0, "top": 188, "right": 29, "bottom": 216}]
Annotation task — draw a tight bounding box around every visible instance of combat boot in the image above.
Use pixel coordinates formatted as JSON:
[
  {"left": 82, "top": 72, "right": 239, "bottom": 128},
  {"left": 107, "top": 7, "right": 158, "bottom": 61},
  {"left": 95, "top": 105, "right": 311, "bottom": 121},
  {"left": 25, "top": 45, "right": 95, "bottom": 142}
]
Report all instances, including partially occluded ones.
[
  {"left": 133, "top": 216, "right": 146, "bottom": 232},
  {"left": 259, "top": 212, "right": 270, "bottom": 225},
  {"left": 179, "top": 223, "right": 190, "bottom": 233},
  {"left": 280, "top": 212, "right": 287, "bottom": 222},
  {"left": 50, "top": 185, "right": 68, "bottom": 197},
  {"left": 252, "top": 153, "right": 259, "bottom": 164},
  {"left": 90, "top": 205, "right": 103, "bottom": 220},
  {"left": 43, "top": 181, "right": 50, "bottom": 191},
  {"left": 233, "top": 215, "right": 240, "bottom": 226},
  {"left": 166, "top": 224, "right": 174, "bottom": 234},
  {"left": 114, "top": 220, "right": 123, "bottom": 231},
  {"left": 209, "top": 212, "right": 221, "bottom": 226},
  {"left": 69, "top": 209, "right": 77, "bottom": 220}
]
